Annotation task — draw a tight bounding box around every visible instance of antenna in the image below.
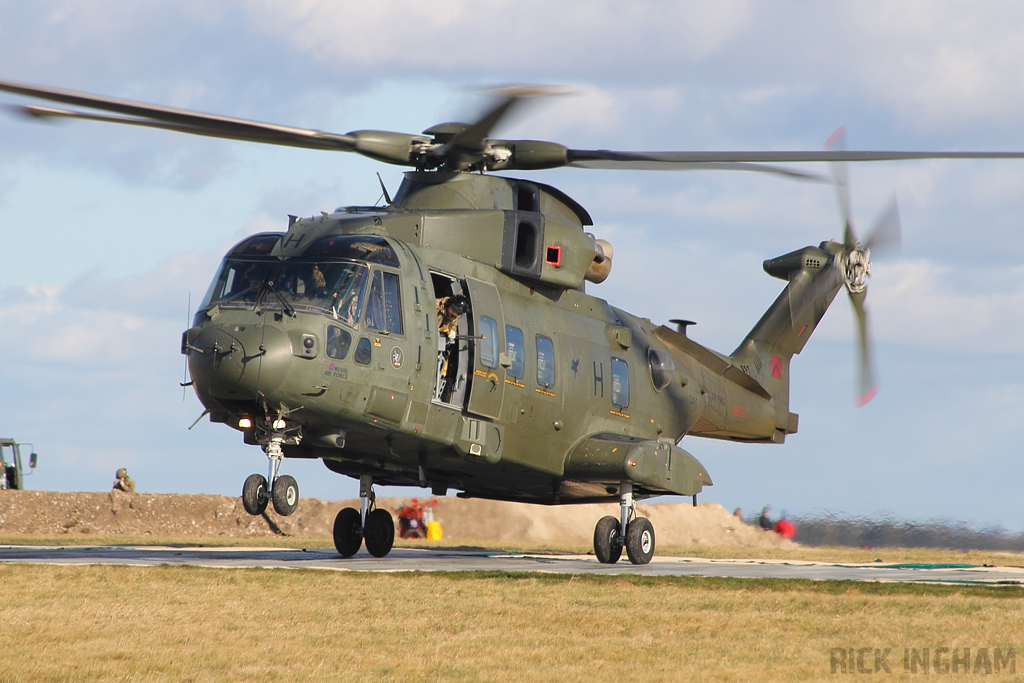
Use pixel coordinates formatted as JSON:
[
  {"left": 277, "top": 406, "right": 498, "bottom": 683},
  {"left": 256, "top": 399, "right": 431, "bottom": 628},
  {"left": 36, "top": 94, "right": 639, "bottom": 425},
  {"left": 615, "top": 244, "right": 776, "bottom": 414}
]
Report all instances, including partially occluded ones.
[
  {"left": 376, "top": 172, "right": 393, "bottom": 205},
  {"left": 182, "top": 292, "right": 191, "bottom": 400}
]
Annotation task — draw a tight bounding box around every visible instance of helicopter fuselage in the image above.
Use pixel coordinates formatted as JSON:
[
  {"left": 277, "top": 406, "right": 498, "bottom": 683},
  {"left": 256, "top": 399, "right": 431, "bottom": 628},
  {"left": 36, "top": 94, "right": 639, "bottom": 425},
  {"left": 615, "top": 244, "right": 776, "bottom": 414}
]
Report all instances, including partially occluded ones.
[{"left": 184, "top": 171, "right": 816, "bottom": 506}]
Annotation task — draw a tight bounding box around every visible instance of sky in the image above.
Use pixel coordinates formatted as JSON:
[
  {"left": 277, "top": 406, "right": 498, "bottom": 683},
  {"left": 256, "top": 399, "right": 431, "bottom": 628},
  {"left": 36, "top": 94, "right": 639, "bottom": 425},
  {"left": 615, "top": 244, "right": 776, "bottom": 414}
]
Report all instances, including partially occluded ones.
[{"left": 1, "top": 1, "right": 1022, "bottom": 532}]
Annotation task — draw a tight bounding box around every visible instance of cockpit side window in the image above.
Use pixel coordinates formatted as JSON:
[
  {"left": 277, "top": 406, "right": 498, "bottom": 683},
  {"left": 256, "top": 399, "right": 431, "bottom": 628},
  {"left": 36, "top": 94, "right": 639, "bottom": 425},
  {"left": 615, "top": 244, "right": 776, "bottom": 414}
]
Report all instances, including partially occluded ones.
[{"left": 364, "top": 270, "right": 403, "bottom": 335}]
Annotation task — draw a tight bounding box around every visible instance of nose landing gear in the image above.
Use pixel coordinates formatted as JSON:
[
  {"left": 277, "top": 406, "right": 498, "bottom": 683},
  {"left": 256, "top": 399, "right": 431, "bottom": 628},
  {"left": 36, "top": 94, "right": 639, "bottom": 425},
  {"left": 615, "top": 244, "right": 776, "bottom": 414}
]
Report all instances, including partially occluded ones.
[
  {"left": 332, "top": 474, "right": 396, "bottom": 558},
  {"left": 241, "top": 431, "right": 300, "bottom": 516},
  {"left": 593, "top": 481, "right": 656, "bottom": 565}
]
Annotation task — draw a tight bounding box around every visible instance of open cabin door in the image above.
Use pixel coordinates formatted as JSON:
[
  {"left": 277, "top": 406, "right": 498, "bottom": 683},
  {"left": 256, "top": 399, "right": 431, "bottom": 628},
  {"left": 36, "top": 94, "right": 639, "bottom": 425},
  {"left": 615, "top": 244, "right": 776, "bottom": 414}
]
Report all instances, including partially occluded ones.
[{"left": 464, "top": 277, "right": 505, "bottom": 420}]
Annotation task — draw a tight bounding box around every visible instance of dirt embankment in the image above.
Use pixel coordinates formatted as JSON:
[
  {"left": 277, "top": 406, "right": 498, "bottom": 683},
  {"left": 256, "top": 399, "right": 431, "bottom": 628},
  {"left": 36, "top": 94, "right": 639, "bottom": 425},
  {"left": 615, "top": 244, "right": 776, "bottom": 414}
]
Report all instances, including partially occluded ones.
[{"left": 0, "top": 490, "right": 794, "bottom": 549}]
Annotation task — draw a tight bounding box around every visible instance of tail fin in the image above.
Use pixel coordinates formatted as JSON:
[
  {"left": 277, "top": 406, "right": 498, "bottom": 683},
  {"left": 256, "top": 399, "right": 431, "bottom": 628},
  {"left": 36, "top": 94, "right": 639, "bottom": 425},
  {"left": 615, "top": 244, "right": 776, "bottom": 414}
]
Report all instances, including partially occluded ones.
[{"left": 731, "top": 243, "right": 845, "bottom": 429}]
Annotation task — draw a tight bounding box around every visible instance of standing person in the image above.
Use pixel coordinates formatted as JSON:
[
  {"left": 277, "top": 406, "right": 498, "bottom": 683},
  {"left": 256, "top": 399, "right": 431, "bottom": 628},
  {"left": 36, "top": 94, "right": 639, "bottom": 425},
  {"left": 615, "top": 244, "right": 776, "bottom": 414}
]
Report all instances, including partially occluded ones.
[
  {"left": 757, "top": 505, "right": 773, "bottom": 531},
  {"left": 113, "top": 468, "right": 135, "bottom": 492},
  {"left": 773, "top": 510, "right": 796, "bottom": 539}
]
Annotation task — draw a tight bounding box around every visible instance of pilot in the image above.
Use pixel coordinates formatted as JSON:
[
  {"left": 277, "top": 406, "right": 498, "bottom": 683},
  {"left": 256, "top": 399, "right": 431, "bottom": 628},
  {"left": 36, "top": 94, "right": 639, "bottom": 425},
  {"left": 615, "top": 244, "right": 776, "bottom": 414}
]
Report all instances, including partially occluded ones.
[
  {"left": 113, "top": 468, "right": 136, "bottom": 493},
  {"left": 311, "top": 264, "right": 328, "bottom": 296}
]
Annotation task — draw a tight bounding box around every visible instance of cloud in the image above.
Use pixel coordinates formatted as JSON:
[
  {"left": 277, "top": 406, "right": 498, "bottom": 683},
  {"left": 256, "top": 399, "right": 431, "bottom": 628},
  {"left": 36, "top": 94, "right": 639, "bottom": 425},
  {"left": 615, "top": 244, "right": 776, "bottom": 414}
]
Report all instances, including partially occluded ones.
[
  {"left": 1, "top": 1, "right": 1023, "bottom": 527},
  {"left": 873, "top": 259, "right": 1024, "bottom": 354},
  {"left": 839, "top": 2, "right": 1024, "bottom": 131}
]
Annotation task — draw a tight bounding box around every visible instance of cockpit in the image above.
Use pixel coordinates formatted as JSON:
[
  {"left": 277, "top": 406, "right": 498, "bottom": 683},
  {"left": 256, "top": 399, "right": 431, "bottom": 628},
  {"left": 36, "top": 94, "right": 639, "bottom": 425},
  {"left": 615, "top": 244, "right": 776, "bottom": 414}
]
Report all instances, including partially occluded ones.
[{"left": 198, "top": 233, "right": 403, "bottom": 333}]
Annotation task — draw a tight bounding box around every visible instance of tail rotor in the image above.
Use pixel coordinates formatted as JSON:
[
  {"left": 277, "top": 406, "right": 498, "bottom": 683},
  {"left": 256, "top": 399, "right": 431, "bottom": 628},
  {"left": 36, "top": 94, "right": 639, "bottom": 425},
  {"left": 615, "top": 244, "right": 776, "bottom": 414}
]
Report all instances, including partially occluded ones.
[{"left": 824, "top": 127, "right": 902, "bottom": 405}]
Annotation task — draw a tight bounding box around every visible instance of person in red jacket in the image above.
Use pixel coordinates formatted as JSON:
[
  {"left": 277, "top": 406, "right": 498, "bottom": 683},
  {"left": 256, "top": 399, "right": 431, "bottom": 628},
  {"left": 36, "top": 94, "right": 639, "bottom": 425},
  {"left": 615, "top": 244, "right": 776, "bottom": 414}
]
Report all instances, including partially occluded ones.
[{"left": 773, "top": 510, "right": 795, "bottom": 539}]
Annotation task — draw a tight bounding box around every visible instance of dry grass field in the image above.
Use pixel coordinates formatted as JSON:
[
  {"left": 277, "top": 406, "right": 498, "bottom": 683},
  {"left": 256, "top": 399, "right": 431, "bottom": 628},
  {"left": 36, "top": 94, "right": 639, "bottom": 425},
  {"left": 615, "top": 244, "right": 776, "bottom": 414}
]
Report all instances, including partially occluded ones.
[
  {"left": 2, "top": 492, "right": 1023, "bottom": 680},
  {"left": 0, "top": 564, "right": 1021, "bottom": 682}
]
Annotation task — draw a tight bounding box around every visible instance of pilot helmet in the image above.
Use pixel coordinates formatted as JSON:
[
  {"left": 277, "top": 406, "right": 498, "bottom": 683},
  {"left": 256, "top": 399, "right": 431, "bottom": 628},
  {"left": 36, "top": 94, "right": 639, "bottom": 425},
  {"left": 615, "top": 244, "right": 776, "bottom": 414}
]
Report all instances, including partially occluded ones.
[{"left": 448, "top": 295, "right": 469, "bottom": 315}]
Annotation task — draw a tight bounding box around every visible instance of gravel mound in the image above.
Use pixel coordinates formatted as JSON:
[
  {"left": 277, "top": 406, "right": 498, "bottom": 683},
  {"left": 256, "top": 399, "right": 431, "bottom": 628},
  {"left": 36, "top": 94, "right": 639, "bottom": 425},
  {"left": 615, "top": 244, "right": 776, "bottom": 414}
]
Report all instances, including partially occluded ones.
[{"left": 0, "top": 490, "right": 794, "bottom": 549}]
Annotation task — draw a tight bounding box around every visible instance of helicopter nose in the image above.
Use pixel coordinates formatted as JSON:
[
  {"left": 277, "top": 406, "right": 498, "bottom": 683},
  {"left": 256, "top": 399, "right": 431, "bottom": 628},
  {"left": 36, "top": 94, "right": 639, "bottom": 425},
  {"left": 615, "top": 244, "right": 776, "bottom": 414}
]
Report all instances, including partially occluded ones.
[{"left": 187, "top": 323, "right": 292, "bottom": 399}]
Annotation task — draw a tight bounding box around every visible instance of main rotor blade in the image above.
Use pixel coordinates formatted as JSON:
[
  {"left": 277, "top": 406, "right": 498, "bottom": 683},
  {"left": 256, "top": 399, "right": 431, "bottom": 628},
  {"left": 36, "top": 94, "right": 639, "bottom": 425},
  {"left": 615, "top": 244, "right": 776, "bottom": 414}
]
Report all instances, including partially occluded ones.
[
  {"left": 570, "top": 157, "right": 829, "bottom": 181},
  {"left": 434, "top": 86, "right": 560, "bottom": 170},
  {"left": 8, "top": 79, "right": 1024, "bottom": 174},
  {"left": 0, "top": 79, "right": 357, "bottom": 151},
  {"left": 567, "top": 148, "right": 1024, "bottom": 164},
  {"left": 12, "top": 104, "right": 356, "bottom": 151}
]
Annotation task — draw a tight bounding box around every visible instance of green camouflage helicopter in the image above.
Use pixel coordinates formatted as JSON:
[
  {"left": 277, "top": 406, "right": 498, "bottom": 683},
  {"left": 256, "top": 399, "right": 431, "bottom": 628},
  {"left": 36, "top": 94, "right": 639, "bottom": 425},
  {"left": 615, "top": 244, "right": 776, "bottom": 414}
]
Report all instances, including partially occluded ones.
[{"left": 4, "top": 81, "right": 1022, "bottom": 564}]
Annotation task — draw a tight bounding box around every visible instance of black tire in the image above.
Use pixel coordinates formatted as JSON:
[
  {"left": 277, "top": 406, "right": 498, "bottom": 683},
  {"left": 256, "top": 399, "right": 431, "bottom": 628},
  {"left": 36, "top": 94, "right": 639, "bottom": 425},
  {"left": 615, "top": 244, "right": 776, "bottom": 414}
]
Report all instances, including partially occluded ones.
[
  {"left": 271, "top": 474, "right": 299, "bottom": 516},
  {"left": 333, "top": 507, "right": 363, "bottom": 557},
  {"left": 625, "top": 517, "right": 655, "bottom": 565},
  {"left": 594, "top": 515, "right": 623, "bottom": 564},
  {"left": 364, "top": 508, "right": 395, "bottom": 558},
  {"left": 242, "top": 474, "right": 268, "bottom": 516}
]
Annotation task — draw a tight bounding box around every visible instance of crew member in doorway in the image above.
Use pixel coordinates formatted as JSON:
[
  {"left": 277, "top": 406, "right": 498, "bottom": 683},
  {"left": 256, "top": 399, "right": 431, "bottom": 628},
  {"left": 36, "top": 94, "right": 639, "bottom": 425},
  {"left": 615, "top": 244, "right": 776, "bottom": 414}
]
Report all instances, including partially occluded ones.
[{"left": 436, "top": 295, "right": 468, "bottom": 402}]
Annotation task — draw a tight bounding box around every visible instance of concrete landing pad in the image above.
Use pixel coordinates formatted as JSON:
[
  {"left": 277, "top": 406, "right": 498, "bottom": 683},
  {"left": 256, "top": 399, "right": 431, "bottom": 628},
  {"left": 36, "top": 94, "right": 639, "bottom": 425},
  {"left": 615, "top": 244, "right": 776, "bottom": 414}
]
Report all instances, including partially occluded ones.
[{"left": 2, "top": 545, "right": 1023, "bottom": 585}]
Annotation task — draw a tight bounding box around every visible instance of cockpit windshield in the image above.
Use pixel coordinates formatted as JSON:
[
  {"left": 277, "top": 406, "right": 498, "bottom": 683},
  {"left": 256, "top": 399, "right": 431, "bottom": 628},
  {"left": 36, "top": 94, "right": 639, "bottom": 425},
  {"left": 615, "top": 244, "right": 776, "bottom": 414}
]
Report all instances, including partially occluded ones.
[
  {"left": 198, "top": 234, "right": 398, "bottom": 327},
  {"left": 201, "top": 259, "right": 368, "bottom": 323}
]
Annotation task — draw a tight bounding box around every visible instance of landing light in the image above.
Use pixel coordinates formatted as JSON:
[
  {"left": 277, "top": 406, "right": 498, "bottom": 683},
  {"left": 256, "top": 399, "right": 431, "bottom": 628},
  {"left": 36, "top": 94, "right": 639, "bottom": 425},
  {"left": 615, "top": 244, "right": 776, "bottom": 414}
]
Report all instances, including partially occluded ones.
[
  {"left": 238, "top": 418, "right": 253, "bottom": 429},
  {"left": 273, "top": 418, "right": 287, "bottom": 431}
]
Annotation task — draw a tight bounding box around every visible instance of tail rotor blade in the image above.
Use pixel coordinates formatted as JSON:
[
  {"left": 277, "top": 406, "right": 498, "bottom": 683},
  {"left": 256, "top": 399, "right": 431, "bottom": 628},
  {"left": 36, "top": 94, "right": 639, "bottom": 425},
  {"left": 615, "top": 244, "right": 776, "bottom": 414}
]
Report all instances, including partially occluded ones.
[
  {"left": 825, "top": 127, "right": 858, "bottom": 248},
  {"left": 849, "top": 288, "right": 878, "bottom": 406},
  {"left": 864, "top": 196, "right": 902, "bottom": 256}
]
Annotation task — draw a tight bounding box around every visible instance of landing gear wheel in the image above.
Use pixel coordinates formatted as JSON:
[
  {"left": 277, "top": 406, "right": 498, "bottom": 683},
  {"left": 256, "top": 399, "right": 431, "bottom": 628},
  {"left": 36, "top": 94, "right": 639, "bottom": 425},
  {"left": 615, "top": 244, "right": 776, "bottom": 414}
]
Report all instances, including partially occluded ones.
[
  {"left": 242, "top": 474, "right": 268, "bottom": 516},
  {"left": 594, "top": 515, "right": 623, "bottom": 564},
  {"left": 364, "top": 508, "right": 395, "bottom": 558},
  {"left": 333, "top": 507, "right": 362, "bottom": 557},
  {"left": 271, "top": 474, "right": 299, "bottom": 516},
  {"left": 625, "top": 517, "right": 655, "bottom": 565}
]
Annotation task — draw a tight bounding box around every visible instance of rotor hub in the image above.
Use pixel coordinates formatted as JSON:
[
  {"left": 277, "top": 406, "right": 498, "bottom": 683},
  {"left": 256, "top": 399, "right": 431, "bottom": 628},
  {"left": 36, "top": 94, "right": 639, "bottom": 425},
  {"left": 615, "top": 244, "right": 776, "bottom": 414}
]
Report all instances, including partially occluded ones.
[{"left": 844, "top": 247, "right": 871, "bottom": 294}]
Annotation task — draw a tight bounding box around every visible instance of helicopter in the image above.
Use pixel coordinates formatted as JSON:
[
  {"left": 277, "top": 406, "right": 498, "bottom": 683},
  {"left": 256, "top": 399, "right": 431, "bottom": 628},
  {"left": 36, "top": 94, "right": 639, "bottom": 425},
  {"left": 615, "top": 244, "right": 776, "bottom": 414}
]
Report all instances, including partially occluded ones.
[{"left": 4, "top": 80, "right": 1023, "bottom": 564}]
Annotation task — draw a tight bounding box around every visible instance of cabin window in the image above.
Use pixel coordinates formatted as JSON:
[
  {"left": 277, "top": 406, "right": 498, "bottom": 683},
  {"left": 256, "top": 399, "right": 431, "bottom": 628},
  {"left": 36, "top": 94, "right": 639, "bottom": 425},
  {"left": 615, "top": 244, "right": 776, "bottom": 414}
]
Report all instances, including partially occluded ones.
[
  {"left": 648, "top": 347, "right": 675, "bottom": 392},
  {"left": 536, "top": 335, "right": 555, "bottom": 388},
  {"left": 364, "top": 270, "right": 403, "bottom": 335},
  {"left": 505, "top": 325, "right": 525, "bottom": 379},
  {"left": 354, "top": 337, "right": 372, "bottom": 365},
  {"left": 479, "top": 316, "right": 499, "bottom": 369},
  {"left": 326, "top": 325, "right": 352, "bottom": 360},
  {"left": 611, "top": 357, "right": 629, "bottom": 409}
]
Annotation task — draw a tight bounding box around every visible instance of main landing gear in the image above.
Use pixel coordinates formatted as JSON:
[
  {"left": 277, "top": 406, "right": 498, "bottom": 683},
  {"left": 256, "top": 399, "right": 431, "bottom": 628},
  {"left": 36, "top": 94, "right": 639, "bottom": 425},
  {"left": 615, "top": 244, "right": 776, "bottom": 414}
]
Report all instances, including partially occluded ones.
[
  {"left": 241, "top": 433, "right": 299, "bottom": 516},
  {"left": 333, "top": 474, "right": 396, "bottom": 558},
  {"left": 593, "top": 481, "right": 655, "bottom": 565}
]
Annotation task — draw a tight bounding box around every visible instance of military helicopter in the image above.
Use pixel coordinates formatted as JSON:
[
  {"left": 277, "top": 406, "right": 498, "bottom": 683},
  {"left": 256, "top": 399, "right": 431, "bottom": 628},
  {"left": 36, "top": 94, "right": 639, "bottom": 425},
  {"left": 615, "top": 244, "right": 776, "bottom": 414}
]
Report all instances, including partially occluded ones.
[{"left": 4, "top": 80, "right": 1023, "bottom": 564}]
